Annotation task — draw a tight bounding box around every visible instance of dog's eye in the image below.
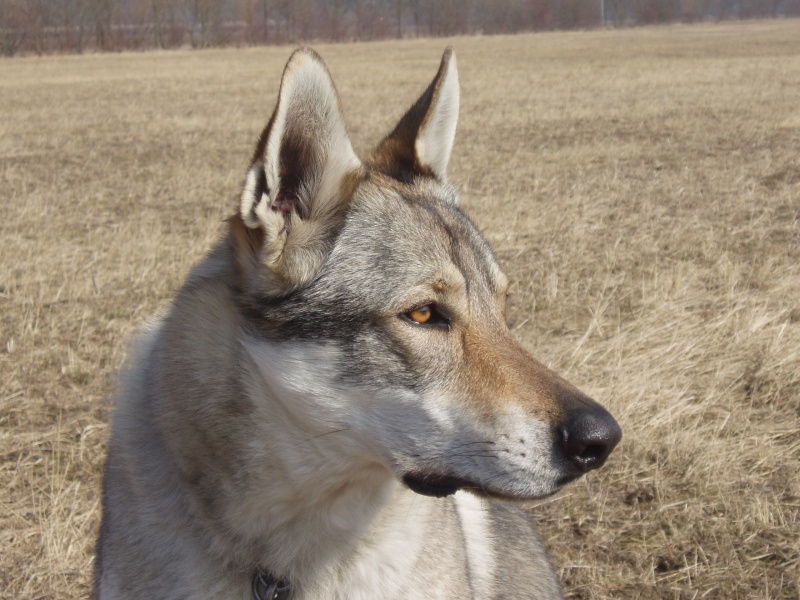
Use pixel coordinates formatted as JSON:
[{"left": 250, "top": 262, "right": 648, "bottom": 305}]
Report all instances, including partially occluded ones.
[
  {"left": 401, "top": 305, "right": 450, "bottom": 328},
  {"left": 408, "top": 306, "right": 433, "bottom": 324}
]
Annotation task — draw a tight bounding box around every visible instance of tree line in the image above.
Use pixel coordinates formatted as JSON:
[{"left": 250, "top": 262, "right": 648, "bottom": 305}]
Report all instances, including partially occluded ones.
[{"left": 1, "top": 0, "right": 798, "bottom": 56}]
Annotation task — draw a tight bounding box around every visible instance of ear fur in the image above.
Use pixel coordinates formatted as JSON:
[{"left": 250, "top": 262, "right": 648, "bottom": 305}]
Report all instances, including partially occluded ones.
[
  {"left": 236, "top": 48, "right": 362, "bottom": 291},
  {"left": 370, "top": 47, "right": 459, "bottom": 183}
]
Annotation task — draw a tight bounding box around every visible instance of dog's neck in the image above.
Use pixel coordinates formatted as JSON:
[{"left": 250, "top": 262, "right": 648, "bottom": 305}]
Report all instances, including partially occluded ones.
[
  {"left": 212, "top": 338, "right": 432, "bottom": 595},
  {"left": 227, "top": 427, "right": 430, "bottom": 597}
]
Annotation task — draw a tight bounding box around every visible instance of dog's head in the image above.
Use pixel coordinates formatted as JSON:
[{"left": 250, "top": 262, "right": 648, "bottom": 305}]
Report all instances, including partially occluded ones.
[{"left": 230, "top": 48, "right": 620, "bottom": 501}]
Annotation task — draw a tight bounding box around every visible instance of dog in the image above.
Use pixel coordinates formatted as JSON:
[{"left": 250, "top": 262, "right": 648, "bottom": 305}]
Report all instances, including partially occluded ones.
[{"left": 94, "top": 47, "right": 621, "bottom": 600}]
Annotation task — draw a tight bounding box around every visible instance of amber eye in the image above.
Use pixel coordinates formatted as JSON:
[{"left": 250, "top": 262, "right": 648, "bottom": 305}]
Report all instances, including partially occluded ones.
[
  {"left": 401, "top": 304, "right": 450, "bottom": 329},
  {"left": 407, "top": 305, "right": 433, "bottom": 324}
]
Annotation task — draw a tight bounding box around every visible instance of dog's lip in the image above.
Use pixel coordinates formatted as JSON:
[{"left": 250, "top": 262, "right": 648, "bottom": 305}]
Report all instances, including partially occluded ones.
[
  {"left": 402, "top": 473, "right": 468, "bottom": 498},
  {"left": 402, "top": 472, "right": 577, "bottom": 501}
]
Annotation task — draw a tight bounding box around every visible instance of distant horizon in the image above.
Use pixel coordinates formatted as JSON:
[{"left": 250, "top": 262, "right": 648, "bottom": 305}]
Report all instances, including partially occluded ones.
[{"left": 3, "top": 0, "right": 799, "bottom": 57}]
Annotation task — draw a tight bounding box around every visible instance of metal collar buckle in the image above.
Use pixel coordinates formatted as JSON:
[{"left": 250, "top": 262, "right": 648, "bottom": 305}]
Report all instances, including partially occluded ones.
[{"left": 252, "top": 570, "right": 292, "bottom": 600}]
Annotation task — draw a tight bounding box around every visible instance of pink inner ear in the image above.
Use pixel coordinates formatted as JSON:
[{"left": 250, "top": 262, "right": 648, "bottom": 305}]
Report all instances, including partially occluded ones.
[{"left": 273, "top": 197, "right": 295, "bottom": 214}]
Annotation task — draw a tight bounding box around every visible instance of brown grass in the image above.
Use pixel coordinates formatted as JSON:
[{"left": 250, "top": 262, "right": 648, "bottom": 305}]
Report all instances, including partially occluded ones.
[{"left": 2, "top": 20, "right": 799, "bottom": 599}]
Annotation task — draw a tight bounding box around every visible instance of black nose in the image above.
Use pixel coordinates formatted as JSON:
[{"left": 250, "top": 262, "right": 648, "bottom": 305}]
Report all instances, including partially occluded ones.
[{"left": 559, "top": 408, "right": 622, "bottom": 473}]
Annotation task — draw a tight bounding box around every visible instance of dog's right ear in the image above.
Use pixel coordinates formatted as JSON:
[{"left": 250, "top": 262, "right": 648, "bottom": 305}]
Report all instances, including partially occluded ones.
[{"left": 232, "top": 48, "right": 362, "bottom": 292}]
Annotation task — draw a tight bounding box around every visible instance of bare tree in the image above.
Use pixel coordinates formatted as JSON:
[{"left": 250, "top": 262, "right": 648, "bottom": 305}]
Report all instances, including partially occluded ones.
[
  {"left": 239, "top": 0, "right": 257, "bottom": 42},
  {"left": 632, "top": 0, "right": 680, "bottom": 23},
  {"left": 91, "top": 0, "right": 117, "bottom": 50},
  {"left": 151, "top": 0, "right": 167, "bottom": 47},
  {"left": 0, "top": 0, "right": 27, "bottom": 55},
  {"left": 389, "top": 0, "right": 403, "bottom": 37},
  {"left": 189, "top": 0, "right": 225, "bottom": 46},
  {"left": 2, "top": 0, "right": 798, "bottom": 55}
]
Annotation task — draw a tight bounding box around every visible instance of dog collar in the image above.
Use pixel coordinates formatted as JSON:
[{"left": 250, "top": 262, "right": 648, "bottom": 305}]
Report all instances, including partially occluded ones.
[{"left": 252, "top": 570, "right": 292, "bottom": 600}]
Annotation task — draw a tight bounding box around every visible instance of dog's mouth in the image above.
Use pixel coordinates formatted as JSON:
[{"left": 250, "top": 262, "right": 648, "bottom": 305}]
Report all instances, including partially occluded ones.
[
  {"left": 402, "top": 472, "right": 584, "bottom": 500},
  {"left": 402, "top": 473, "right": 472, "bottom": 498}
]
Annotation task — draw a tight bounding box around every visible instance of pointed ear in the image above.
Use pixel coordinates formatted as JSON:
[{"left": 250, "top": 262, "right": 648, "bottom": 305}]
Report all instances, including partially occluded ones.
[
  {"left": 235, "top": 48, "right": 362, "bottom": 291},
  {"left": 370, "top": 47, "right": 459, "bottom": 183}
]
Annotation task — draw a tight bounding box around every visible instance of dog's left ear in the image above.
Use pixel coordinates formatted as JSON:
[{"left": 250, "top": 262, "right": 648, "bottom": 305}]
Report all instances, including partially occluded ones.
[
  {"left": 370, "top": 47, "right": 459, "bottom": 183},
  {"left": 233, "top": 48, "right": 362, "bottom": 292}
]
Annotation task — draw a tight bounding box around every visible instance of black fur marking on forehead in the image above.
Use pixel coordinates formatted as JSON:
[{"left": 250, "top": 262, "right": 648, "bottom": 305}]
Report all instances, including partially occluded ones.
[
  {"left": 238, "top": 288, "right": 367, "bottom": 344},
  {"left": 236, "top": 288, "right": 431, "bottom": 392}
]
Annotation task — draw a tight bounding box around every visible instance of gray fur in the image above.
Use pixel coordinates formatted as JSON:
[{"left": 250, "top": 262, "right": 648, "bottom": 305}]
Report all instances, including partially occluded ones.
[{"left": 95, "top": 47, "right": 620, "bottom": 600}]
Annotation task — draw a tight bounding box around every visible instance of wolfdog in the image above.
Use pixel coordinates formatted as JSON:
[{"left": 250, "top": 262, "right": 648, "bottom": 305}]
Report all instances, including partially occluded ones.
[{"left": 95, "top": 47, "right": 621, "bottom": 600}]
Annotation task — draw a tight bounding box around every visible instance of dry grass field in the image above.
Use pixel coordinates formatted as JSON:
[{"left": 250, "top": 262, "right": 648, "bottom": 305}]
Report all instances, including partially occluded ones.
[{"left": 2, "top": 19, "right": 799, "bottom": 599}]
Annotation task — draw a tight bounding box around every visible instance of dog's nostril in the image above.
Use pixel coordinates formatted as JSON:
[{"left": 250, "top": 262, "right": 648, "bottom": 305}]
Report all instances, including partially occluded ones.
[
  {"left": 578, "top": 443, "right": 606, "bottom": 462},
  {"left": 560, "top": 410, "right": 622, "bottom": 473}
]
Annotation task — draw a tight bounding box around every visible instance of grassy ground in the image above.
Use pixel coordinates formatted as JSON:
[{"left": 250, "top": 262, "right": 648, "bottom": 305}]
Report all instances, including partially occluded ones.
[{"left": 2, "top": 20, "right": 799, "bottom": 599}]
